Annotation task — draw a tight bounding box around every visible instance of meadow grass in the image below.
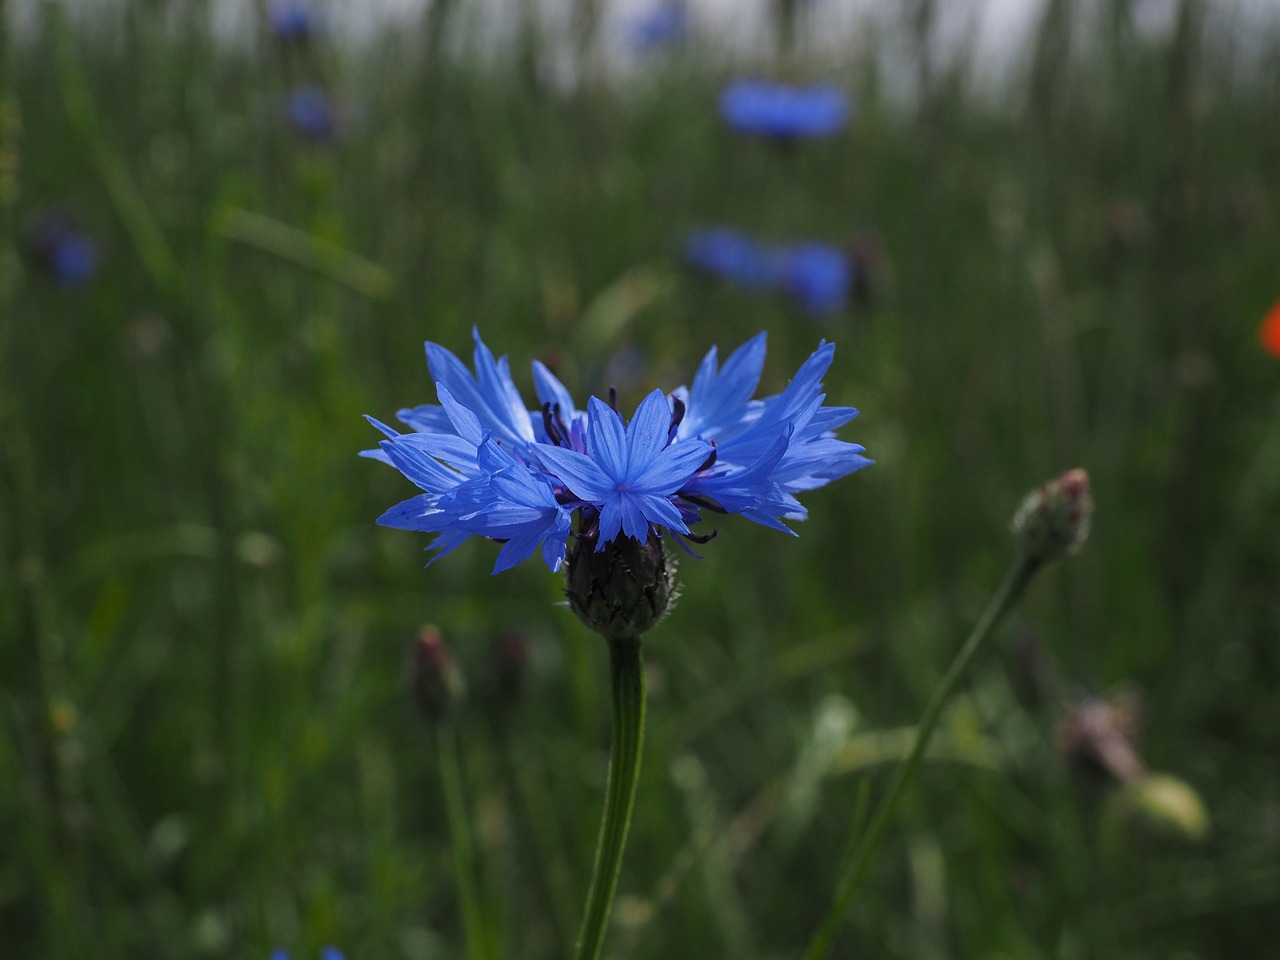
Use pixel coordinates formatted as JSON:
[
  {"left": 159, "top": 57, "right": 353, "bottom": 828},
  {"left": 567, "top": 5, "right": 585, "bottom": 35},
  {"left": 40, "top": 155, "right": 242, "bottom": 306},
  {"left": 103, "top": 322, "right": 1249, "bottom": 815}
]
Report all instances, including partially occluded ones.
[{"left": 2, "top": 3, "right": 1279, "bottom": 957}]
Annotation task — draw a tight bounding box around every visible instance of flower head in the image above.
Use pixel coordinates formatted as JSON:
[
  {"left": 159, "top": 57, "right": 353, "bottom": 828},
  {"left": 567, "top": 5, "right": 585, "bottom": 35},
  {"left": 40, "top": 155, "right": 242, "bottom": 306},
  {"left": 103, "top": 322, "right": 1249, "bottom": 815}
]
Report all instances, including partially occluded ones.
[
  {"left": 367, "top": 329, "right": 869, "bottom": 575},
  {"left": 770, "top": 242, "right": 851, "bottom": 317},
  {"left": 285, "top": 86, "right": 341, "bottom": 142},
  {"left": 25, "top": 213, "right": 97, "bottom": 287},
  {"left": 1012, "top": 468, "right": 1093, "bottom": 566},
  {"left": 720, "top": 80, "right": 850, "bottom": 140},
  {"left": 267, "top": 0, "right": 319, "bottom": 42},
  {"left": 683, "top": 228, "right": 774, "bottom": 288},
  {"left": 1259, "top": 299, "right": 1280, "bottom": 359},
  {"left": 684, "top": 229, "right": 852, "bottom": 317},
  {"left": 625, "top": 0, "right": 689, "bottom": 52}
]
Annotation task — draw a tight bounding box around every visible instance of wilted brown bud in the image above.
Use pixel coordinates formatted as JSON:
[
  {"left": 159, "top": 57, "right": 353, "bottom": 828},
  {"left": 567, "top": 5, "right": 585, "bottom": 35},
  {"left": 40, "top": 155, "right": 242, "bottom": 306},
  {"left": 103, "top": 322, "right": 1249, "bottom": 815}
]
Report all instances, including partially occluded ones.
[
  {"left": 566, "top": 535, "right": 677, "bottom": 640},
  {"left": 411, "top": 625, "right": 465, "bottom": 722},
  {"left": 1058, "top": 691, "right": 1144, "bottom": 785},
  {"left": 1012, "top": 468, "right": 1093, "bottom": 566}
]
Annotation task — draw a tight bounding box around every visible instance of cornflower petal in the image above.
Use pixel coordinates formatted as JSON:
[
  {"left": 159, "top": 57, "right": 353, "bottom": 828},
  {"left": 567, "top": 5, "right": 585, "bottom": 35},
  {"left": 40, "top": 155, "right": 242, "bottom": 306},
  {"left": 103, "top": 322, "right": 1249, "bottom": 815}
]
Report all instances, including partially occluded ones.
[
  {"left": 425, "top": 333, "right": 535, "bottom": 448},
  {"left": 682, "top": 332, "right": 767, "bottom": 439},
  {"left": 624, "top": 389, "right": 675, "bottom": 473},
  {"left": 532, "top": 360, "right": 577, "bottom": 416},
  {"left": 630, "top": 438, "right": 712, "bottom": 491},
  {"left": 533, "top": 444, "right": 615, "bottom": 502},
  {"left": 586, "top": 396, "right": 630, "bottom": 478},
  {"left": 471, "top": 330, "right": 536, "bottom": 443},
  {"left": 436, "top": 383, "right": 486, "bottom": 446}
]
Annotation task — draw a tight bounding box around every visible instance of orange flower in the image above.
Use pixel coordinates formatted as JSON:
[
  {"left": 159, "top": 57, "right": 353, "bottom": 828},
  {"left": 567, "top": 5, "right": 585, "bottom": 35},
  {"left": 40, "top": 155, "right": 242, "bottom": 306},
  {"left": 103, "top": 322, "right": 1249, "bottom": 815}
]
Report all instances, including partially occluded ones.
[{"left": 1260, "top": 300, "right": 1280, "bottom": 358}]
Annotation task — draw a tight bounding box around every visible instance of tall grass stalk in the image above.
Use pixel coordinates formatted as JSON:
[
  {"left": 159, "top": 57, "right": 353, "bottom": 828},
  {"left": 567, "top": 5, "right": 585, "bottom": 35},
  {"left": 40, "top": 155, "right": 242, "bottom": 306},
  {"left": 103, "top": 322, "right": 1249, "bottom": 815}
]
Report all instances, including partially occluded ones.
[{"left": 801, "top": 551, "right": 1041, "bottom": 960}]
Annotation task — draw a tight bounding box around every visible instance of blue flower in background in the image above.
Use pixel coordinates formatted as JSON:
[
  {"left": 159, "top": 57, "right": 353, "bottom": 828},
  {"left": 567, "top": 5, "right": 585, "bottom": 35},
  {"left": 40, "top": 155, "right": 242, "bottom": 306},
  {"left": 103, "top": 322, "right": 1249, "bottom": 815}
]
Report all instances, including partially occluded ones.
[
  {"left": 770, "top": 242, "right": 851, "bottom": 317},
  {"left": 684, "top": 229, "right": 852, "bottom": 317},
  {"left": 270, "top": 949, "right": 346, "bottom": 960},
  {"left": 625, "top": 1, "right": 689, "bottom": 52},
  {"left": 25, "top": 213, "right": 98, "bottom": 287},
  {"left": 285, "top": 86, "right": 340, "bottom": 142},
  {"left": 720, "top": 80, "right": 850, "bottom": 139},
  {"left": 683, "top": 229, "right": 773, "bottom": 288},
  {"left": 267, "top": 0, "right": 318, "bottom": 42},
  {"left": 366, "top": 330, "right": 869, "bottom": 573}
]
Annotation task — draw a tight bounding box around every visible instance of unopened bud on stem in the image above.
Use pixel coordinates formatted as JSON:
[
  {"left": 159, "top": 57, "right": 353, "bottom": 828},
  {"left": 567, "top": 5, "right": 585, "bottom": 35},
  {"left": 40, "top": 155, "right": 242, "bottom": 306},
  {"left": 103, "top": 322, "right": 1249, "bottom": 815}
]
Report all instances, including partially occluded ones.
[
  {"left": 566, "top": 534, "right": 677, "bottom": 641},
  {"left": 1012, "top": 468, "right": 1093, "bottom": 566},
  {"left": 411, "top": 625, "right": 465, "bottom": 722}
]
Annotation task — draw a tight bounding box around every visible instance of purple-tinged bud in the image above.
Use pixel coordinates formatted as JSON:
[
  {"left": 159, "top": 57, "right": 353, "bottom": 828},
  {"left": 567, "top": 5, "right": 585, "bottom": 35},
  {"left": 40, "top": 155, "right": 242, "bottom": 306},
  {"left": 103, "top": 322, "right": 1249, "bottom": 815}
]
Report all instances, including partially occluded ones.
[
  {"left": 489, "top": 629, "right": 530, "bottom": 706},
  {"left": 411, "top": 626, "right": 464, "bottom": 722},
  {"left": 1057, "top": 691, "right": 1144, "bottom": 785},
  {"left": 566, "top": 534, "right": 677, "bottom": 641},
  {"left": 1012, "top": 468, "right": 1093, "bottom": 566}
]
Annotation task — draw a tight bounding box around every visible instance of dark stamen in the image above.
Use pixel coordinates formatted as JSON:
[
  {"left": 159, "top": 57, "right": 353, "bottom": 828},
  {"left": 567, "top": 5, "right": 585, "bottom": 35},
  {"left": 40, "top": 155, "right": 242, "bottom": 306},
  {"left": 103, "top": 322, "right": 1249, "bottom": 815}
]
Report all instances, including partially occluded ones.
[
  {"left": 608, "top": 386, "right": 619, "bottom": 413},
  {"left": 696, "top": 440, "right": 717, "bottom": 473},
  {"left": 542, "top": 402, "right": 563, "bottom": 446},
  {"left": 553, "top": 404, "right": 571, "bottom": 447},
  {"left": 667, "top": 396, "right": 686, "bottom": 444},
  {"left": 684, "top": 529, "right": 718, "bottom": 544},
  {"left": 680, "top": 493, "right": 728, "bottom": 515}
]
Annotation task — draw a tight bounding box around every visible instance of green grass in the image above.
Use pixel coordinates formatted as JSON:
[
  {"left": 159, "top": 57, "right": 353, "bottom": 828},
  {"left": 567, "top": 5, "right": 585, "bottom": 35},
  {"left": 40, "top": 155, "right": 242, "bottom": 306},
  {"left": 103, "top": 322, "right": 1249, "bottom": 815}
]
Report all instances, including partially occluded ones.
[{"left": 2, "top": 3, "right": 1279, "bottom": 958}]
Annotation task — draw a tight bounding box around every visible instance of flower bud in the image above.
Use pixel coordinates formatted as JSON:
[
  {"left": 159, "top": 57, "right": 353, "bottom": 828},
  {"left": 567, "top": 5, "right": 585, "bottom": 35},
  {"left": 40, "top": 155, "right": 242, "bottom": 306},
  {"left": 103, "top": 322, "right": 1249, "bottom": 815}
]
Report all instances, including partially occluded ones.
[
  {"left": 411, "top": 625, "right": 465, "bottom": 722},
  {"left": 566, "top": 535, "right": 677, "bottom": 640},
  {"left": 1012, "top": 468, "right": 1093, "bottom": 566},
  {"left": 1058, "top": 692, "right": 1144, "bottom": 785},
  {"left": 488, "top": 628, "right": 530, "bottom": 707}
]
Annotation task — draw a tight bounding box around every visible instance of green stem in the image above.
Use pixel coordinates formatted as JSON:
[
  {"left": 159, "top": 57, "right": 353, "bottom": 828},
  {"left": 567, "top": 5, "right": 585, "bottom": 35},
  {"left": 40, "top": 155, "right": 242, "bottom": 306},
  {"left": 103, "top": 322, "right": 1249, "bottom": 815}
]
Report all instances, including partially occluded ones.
[
  {"left": 574, "top": 636, "right": 647, "bottom": 960},
  {"left": 438, "top": 725, "right": 489, "bottom": 960},
  {"left": 800, "top": 552, "right": 1041, "bottom": 960}
]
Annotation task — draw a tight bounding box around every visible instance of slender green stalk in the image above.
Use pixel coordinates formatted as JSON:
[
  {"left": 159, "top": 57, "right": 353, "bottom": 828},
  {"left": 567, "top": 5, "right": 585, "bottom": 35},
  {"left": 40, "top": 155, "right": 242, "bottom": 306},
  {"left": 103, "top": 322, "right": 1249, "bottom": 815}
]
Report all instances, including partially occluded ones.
[
  {"left": 437, "top": 725, "right": 490, "bottom": 960},
  {"left": 574, "top": 636, "right": 647, "bottom": 960},
  {"left": 801, "top": 552, "right": 1040, "bottom": 960}
]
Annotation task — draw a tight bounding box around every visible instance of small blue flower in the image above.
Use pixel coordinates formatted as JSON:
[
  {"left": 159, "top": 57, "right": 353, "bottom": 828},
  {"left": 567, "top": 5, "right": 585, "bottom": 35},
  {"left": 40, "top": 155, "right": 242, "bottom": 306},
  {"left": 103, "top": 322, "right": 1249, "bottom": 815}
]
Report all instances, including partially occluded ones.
[
  {"left": 625, "top": 1, "right": 689, "bottom": 52},
  {"left": 684, "top": 230, "right": 852, "bottom": 317},
  {"left": 286, "top": 86, "right": 340, "bottom": 142},
  {"left": 535, "top": 391, "right": 712, "bottom": 548},
  {"left": 267, "top": 0, "right": 318, "bottom": 42},
  {"left": 270, "top": 950, "right": 346, "bottom": 960},
  {"left": 719, "top": 79, "right": 850, "bottom": 140},
  {"left": 683, "top": 229, "right": 773, "bottom": 288},
  {"left": 770, "top": 242, "right": 851, "bottom": 317},
  {"left": 25, "top": 213, "right": 98, "bottom": 287},
  {"left": 367, "top": 331, "right": 869, "bottom": 573}
]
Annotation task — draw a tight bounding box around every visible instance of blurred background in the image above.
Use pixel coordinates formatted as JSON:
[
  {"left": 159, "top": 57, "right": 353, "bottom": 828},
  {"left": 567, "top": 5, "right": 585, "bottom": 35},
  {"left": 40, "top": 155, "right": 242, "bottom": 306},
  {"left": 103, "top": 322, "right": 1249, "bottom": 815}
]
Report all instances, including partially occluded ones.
[{"left": 2, "top": 0, "right": 1279, "bottom": 957}]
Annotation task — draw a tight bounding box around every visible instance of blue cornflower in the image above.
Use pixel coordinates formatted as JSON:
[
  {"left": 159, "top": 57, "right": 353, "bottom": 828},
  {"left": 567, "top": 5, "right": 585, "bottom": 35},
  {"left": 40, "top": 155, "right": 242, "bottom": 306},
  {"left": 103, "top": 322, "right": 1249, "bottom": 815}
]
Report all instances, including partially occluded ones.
[
  {"left": 684, "top": 229, "right": 852, "bottom": 317},
  {"left": 535, "top": 391, "right": 712, "bottom": 548},
  {"left": 719, "top": 79, "right": 850, "bottom": 140},
  {"left": 285, "top": 86, "right": 340, "bottom": 142},
  {"left": 270, "top": 949, "right": 346, "bottom": 960},
  {"left": 769, "top": 242, "right": 851, "bottom": 317},
  {"left": 267, "top": 0, "right": 318, "bottom": 42},
  {"left": 25, "top": 213, "right": 97, "bottom": 287},
  {"left": 367, "top": 330, "right": 869, "bottom": 574},
  {"left": 683, "top": 229, "right": 774, "bottom": 288},
  {"left": 625, "top": 1, "right": 689, "bottom": 52}
]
